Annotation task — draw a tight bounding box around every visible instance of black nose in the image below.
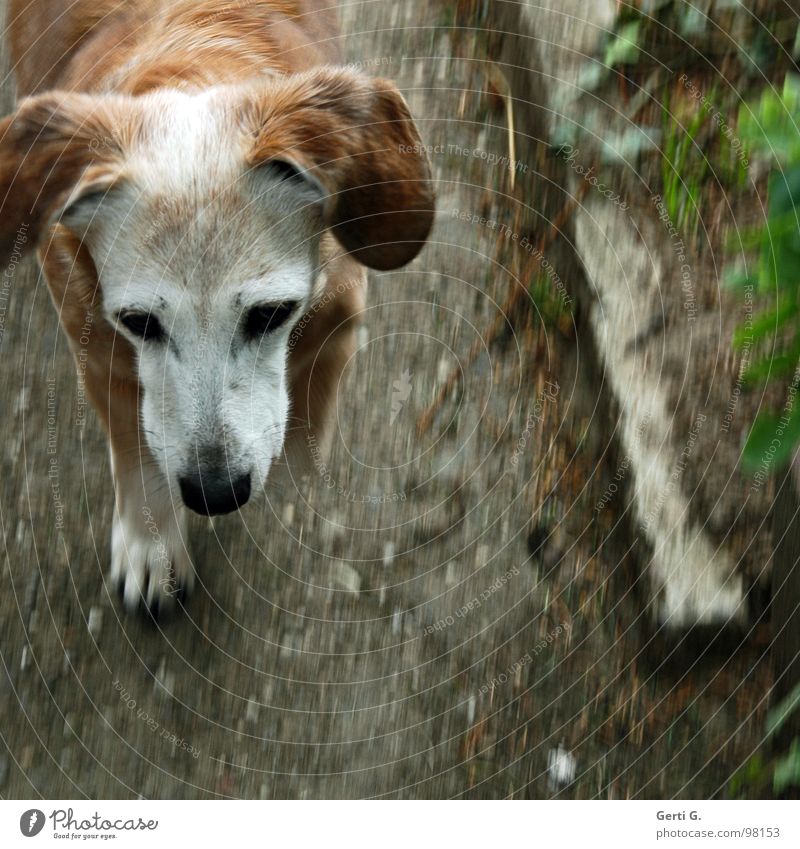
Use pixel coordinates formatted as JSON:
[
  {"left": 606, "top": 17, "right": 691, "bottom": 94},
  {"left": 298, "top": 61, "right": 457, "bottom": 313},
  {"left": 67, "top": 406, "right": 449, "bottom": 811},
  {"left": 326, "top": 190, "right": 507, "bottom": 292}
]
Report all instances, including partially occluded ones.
[{"left": 179, "top": 470, "right": 251, "bottom": 516}]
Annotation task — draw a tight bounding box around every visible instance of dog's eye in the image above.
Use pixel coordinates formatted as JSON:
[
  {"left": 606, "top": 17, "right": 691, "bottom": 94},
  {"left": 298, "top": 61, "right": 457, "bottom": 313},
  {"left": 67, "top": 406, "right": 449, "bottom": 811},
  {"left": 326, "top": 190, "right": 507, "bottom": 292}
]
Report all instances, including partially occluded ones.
[
  {"left": 119, "top": 311, "right": 165, "bottom": 342},
  {"left": 244, "top": 302, "right": 298, "bottom": 339},
  {"left": 265, "top": 160, "right": 307, "bottom": 184}
]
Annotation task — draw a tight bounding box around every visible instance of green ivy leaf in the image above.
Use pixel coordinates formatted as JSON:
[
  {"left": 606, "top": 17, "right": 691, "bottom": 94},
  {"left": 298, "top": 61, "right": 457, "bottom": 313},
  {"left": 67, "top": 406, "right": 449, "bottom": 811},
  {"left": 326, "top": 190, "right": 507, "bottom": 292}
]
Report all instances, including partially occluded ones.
[
  {"left": 679, "top": 7, "right": 708, "bottom": 38},
  {"left": 605, "top": 21, "right": 641, "bottom": 68},
  {"left": 743, "top": 351, "right": 800, "bottom": 384},
  {"left": 739, "top": 76, "right": 800, "bottom": 164},
  {"left": 725, "top": 264, "right": 757, "bottom": 293},
  {"left": 729, "top": 753, "right": 767, "bottom": 797},
  {"left": 774, "top": 739, "right": 800, "bottom": 794},
  {"left": 743, "top": 402, "right": 800, "bottom": 471},
  {"left": 736, "top": 300, "right": 798, "bottom": 350},
  {"left": 766, "top": 682, "right": 800, "bottom": 738},
  {"left": 743, "top": 414, "right": 782, "bottom": 469}
]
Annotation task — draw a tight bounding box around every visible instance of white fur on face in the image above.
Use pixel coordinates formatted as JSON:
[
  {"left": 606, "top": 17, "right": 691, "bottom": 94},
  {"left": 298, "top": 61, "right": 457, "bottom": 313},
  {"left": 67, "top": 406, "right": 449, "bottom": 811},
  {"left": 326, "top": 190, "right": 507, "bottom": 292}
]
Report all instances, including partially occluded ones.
[{"left": 72, "top": 88, "right": 326, "bottom": 499}]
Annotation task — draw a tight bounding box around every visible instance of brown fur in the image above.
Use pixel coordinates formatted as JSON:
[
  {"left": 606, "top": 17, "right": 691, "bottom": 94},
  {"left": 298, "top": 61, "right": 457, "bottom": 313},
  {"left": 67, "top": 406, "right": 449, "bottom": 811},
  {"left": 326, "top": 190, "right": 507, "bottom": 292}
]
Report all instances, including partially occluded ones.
[
  {"left": 0, "top": 91, "right": 129, "bottom": 265},
  {"left": 245, "top": 69, "right": 434, "bottom": 270},
  {"left": 0, "top": 0, "right": 434, "bottom": 611},
  {"left": 40, "top": 224, "right": 141, "bottom": 470},
  {"left": 2, "top": 1, "right": 434, "bottom": 268},
  {"left": 8, "top": 0, "right": 342, "bottom": 96}
]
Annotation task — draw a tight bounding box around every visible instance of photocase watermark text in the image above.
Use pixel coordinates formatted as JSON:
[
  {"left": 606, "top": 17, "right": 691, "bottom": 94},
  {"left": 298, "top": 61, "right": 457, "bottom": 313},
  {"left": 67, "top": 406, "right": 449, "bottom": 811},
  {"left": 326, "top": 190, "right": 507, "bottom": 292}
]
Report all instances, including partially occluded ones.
[
  {"left": 479, "top": 623, "right": 571, "bottom": 694},
  {"left": 652, "top": 193, "right": 696, "bottom": 322},
  {"left": 557, "top": 145, "right": 629, "bottom": 211},
  {"left": 452, "top": 208, "right": 573, "bottom": 308},
  {"left": 0, "top": 223, "right": 28, "bottom": 348},
  {"left": 399, "top": 142, "right": 528, "bottom": 175},
  {"left": 423, "top": 566, "right": 520, "bottom": 635},
  {"left": 509, "top": 381, "right": 559, "bottom": 469},
  {"left": 114, "top": 679, "right": 199, "bottom": 758}
]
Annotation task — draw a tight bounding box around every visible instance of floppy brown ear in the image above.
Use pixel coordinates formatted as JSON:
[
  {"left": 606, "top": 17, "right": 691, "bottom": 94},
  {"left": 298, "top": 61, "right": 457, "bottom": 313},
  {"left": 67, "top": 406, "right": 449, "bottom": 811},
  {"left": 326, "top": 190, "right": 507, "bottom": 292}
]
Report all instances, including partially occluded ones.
[
  {"left": 244, "top": 68, "right": 435, "bottom": 271},
  {"left": 0, "top": 91, "right": 129, "bottom": 266}
]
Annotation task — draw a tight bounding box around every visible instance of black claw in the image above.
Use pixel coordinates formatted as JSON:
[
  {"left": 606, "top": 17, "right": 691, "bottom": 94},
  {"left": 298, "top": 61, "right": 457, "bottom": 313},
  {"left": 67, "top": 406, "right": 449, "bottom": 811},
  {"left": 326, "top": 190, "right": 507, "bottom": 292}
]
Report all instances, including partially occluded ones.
[
  {"left": 114, "top": 566, "right": 191, "bottom": 620},
  {"left": 146, "top": 598, "right": 162, "bottom": 625},
  {"left": 143, "top": 587, "right": 187, "bottom": 624},
  {"left": 141, "top": 569, "right": 151, "bottom": 603}
]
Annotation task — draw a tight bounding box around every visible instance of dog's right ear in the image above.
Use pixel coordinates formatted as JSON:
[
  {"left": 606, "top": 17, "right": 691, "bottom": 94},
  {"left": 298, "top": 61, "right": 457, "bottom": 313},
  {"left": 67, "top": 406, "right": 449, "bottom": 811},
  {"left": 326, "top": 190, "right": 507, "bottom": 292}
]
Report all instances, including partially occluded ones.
[
  {"left": 0, "top": 91, "right": 132, "bottom": 265},
  {"left": 244, "top": 68, "right": 435, "bottom": 272}
]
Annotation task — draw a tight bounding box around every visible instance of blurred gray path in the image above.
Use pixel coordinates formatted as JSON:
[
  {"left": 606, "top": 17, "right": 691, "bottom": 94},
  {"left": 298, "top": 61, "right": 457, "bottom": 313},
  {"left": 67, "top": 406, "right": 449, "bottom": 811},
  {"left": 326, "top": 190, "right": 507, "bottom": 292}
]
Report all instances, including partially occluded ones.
[{"left": 0, "top": 0, "right": 770, "bottom": 799}]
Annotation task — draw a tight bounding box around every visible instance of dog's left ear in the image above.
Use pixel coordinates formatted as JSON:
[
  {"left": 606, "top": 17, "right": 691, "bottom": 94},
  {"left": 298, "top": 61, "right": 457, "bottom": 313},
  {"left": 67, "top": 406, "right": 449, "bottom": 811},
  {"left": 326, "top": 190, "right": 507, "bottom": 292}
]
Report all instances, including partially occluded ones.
[{"left": 244, "top": 68, "right": 435, "bottom": 271}]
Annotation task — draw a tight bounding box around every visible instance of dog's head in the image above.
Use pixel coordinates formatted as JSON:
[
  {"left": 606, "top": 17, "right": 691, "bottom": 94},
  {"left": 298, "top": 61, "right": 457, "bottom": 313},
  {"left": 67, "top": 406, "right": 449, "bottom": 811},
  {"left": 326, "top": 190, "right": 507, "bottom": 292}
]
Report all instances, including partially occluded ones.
[{"left": 0, "top": 68, "right": 434, "bottom": 515}]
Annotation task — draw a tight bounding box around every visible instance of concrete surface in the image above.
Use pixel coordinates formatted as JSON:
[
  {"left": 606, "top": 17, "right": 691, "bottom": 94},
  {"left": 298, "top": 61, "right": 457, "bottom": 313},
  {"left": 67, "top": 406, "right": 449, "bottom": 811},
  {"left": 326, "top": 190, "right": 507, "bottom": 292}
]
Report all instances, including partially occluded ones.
[{"left": 0, "top": 0, "right": 775, "bottom": 799}]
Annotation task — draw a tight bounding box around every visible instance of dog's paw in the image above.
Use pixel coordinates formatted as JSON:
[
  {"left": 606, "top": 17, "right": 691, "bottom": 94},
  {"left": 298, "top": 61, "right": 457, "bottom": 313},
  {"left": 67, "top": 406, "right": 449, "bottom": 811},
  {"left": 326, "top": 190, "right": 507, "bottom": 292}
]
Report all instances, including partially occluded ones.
[{"left": 110, "top": 507, "right": 194, "bottom": 620}]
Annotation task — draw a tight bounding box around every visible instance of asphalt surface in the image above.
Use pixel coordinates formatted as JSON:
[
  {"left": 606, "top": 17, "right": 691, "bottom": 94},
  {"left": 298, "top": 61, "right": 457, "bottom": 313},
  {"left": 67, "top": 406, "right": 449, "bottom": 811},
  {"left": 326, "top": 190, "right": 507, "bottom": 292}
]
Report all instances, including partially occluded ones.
[{"left": 0, "top": 0, "right": 774, "bottom": 798}]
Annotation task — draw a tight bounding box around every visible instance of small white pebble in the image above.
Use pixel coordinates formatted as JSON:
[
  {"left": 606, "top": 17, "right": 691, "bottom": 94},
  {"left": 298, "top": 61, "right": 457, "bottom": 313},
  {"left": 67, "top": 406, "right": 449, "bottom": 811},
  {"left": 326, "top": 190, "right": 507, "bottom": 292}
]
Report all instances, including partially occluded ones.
[
  {"left": 437, "top": 356, "right": 451, "bottom": 384},
  {"left": 548, "top": 745, "right": 576, "bottom": 788},
  {"left": 445, "top": 561, "right": 459, "bottom": 586},
  {"left": 87, "top": 606, "right": 103, "bottom": 639},
  {"left": 246, "top": 697, "right": 259, "bottom": 723},
  {"left": 330, "top": 562, "right": 361, "bottom": 594},
  {"left": 279, "top": 631, "right": 304, "bottom": 658},
  {"left": 475, "top": 545, "right": 490, "bottom": 567},
  {"left": 154, "top": 658, "right": 176, "bottom": 698}
]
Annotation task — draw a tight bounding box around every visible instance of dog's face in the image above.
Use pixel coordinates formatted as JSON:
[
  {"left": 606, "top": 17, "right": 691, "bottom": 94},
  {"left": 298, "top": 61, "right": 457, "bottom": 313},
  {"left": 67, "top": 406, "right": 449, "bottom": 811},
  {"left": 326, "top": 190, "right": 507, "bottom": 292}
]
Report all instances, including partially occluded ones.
[
  {"left": 68, "top": 97, "right": 328, "bottom": 514},
  {"left": 0, "top": 69, "right": 434, "bottom": 515}
]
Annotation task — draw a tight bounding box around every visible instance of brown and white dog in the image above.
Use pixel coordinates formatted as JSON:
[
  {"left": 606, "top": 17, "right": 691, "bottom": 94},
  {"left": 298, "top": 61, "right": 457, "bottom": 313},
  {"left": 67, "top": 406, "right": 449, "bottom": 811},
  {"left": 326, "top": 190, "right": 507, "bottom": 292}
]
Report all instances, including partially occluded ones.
[{"left": 0, "top": 1, "right": 434, "bottom": 615}]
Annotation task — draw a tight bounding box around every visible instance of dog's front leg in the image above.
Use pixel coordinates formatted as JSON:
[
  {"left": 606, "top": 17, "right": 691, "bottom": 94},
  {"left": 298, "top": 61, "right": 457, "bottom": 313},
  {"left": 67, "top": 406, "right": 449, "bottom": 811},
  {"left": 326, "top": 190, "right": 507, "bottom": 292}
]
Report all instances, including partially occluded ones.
[
  {"left": 109, "top": 428, "right": 195, "bottom": 617},
  {"left": 42, "top": 235, "right": 195, "bottom": 617}
]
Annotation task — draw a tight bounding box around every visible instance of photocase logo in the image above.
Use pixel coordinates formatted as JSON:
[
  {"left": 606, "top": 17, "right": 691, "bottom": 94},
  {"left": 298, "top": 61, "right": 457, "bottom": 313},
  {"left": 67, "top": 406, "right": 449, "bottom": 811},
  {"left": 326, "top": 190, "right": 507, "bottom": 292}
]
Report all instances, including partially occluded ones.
[
  {"left": 390, "top": 369, "right": 413, "bottom": 425},
  {"left": 19, "top": 809, "right": 45, "bottom": 837}
]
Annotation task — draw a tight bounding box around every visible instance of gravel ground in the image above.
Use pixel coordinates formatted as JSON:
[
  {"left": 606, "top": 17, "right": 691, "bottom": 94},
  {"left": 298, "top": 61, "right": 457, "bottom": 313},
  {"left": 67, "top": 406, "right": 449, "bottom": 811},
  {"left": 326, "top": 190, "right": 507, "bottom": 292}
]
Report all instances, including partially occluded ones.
[{"left": 0, "top": 0, "right": 775, "bottom": 799}]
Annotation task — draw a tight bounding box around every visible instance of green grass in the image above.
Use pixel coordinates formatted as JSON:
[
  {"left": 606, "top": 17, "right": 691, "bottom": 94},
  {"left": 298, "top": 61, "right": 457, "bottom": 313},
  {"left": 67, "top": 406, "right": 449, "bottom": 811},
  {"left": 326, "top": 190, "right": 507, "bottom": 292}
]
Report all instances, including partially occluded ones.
[
  {"left": 660, "top": 84, "right": 750, "bottom": 237},
  {"left": 730, "top": 75, "right": 800, "bottom": 472},
  {"left": 729, "top": 683, "right": 800, "bottom": 797},
  {"left": 660, "top": 85, "right": 709, "bottom": 237},
  {"left": 527, "top": 272, "right": 572, "bottom": 330}
]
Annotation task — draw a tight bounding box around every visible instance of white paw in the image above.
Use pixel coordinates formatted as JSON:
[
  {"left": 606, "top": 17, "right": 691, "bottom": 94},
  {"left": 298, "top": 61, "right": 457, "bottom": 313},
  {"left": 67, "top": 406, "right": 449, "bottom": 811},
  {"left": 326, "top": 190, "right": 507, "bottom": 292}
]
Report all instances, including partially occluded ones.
[{"left": 110, "top": 505, "right": 194, "bottom": 618}]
